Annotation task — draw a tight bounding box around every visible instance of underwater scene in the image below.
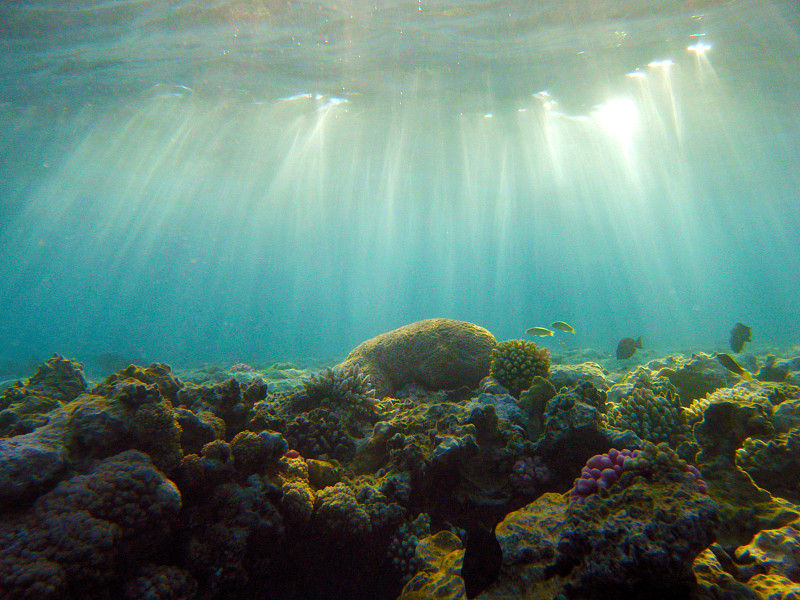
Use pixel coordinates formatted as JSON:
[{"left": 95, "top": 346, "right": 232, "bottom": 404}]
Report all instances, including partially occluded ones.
[{"left": 1, "top": 0, "right": 800, "bottom": 598}]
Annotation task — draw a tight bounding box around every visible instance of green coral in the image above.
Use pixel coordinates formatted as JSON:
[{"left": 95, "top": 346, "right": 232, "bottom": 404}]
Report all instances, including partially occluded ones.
[
  {"left": 518, "top": 376, "right": 557, "bottom": 440},
  {"left": 490, "top": 340, "right": 550, "bottom": 398},
  {"left": 606, "top": 385, "right": 691, "bottom": 448}
]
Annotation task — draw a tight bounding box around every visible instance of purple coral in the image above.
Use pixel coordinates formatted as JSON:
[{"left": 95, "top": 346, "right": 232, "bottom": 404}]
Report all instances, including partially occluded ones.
[
  {"left": 684, "top": 464, "right": 709, "bottom": 494},
  {"left": 569, "top": 448, "right": 708, "bottom": 503},
  {"left": 569, "top": 449, "right": 639, "bottom": 504},
  {"left": 510, "top": 456, "right": 551, "bottom": 496}
]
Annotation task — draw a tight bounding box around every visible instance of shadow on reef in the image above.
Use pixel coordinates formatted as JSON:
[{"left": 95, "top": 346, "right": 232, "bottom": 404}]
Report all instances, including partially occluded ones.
[{"left": 2, "top": 319, "right": 800, "bottom": 600}]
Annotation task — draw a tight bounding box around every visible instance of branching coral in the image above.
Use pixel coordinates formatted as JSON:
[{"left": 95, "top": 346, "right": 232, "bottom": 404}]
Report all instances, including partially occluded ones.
[
  {"left": 606, "top": 385, "right": 691, "bottom": 448},
  {"left": 490, "top": 340, "right": 550, "bottom": 397},
  {"left": 302, "top": 364, "right": 376, "bottom": 410}
]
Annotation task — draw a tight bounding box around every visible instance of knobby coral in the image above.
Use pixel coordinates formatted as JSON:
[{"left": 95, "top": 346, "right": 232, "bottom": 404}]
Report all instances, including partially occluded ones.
[{"left": 490, "top": 340, "right": 550, "bottom": 397}]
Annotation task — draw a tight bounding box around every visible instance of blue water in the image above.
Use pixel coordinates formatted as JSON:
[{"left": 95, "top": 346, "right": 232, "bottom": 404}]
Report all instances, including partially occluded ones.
[{"left": 1, "top": 0, "right": 799, "bottom": 370}]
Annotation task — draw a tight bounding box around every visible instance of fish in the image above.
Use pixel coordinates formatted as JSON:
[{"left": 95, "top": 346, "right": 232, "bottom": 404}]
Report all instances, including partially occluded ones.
[
  {"left": 551, "top": 321, "right": 576, "bottom": 334},
  {"left": 525, "top": 327, "right": 554, "bottom": 337},
  {"left": 729, "top": 322, "right": 752, "bottom": 353},
  {"left": 616, "top": 336, "right": 643, "bottom": 360},
  {"left": 462, "top": 525, "right": 503, "bottom": 598},
  {"left": 715, "top": 352, "right": 754, "bottom": 382}
]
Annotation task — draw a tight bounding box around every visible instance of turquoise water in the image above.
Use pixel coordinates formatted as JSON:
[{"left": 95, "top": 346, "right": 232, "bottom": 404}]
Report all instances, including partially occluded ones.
[{"left": 1, "top": 0, "right": 799, "bottom": 368}]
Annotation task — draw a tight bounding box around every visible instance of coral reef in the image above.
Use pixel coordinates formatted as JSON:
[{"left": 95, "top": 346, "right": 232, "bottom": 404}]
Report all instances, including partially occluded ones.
[
  {"left": 387, "top": 513, "right": 430, "bottom": 583},
  {"left": 285, "top": 409, "right": 356, "bottom": 463},
  {"left": 517, "top": 376, "right": 556, "bottom": 440},
  {"left": 0, "top": 451, "right": 180, "bottom": 599},
  {"left": 530, "top": 381, "right": 640, "bottom": 490},
  {"left": 738, "top": 428, "right": 800, "bottom": 501},
  {"left": 693, "top": 398, "right": 800, "bottom": 546},
  {"left": 655, "top": 352, "right": 738, "bottom": 403},
  {"left": 568, "top": 447, "right": 707, "bottom": 504},
  {"left": 0, "top": 353, "right": 87, "bottom": 408},
  {"left": 489, "top": 340, "right": 550, "bottom": 398},
  {"left": 509, "top": 455, "right": 551, "bottom": 497},
  {"left": 4, "top": 328, "right": 800, "bottom": 600},
  {"left": 548, "top": 362, "right": 611, "bottom": 391}
]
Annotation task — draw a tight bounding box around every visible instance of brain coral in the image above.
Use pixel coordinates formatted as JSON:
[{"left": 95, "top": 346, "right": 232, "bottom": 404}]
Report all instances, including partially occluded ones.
[
  {"left": 337, "top": 318, "right": 497, "bottom": 398},
  {"left": 490, "top": 340, "right": 550, "bottom": 397}
]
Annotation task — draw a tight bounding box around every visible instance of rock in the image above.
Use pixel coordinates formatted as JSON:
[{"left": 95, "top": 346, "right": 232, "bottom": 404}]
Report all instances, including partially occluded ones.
[
  {"left": 494, "top": 492, "right": 565, "bottom": 569},
  {"left": 758, "top": 355, "right": 790, "bottom": 383},
  {"left": 337, "top": 319, "right": 496, "bottom": 398},
  {"left": 0, "top": 422, "right": 69, "bottom": 509},
  {"left": 656, "top": 353, "right": 738, "bottom": 403},
  {"left": 735, "top": 520, "right": 800, "bottom": 583},
  {"left": 694, "top": 400, "right": 800, "bottom": 546},
  {"left": 463, "top": 393, "right": 524, "bottom": 428},
  {"left": 693, "top": 547, "right": 764, "bottom": 600},
  {"left": 548, "top": 363, "right": 612, "bottom": 391},
  {"left": 747, "top": 573, "right": 800, "bottom": 599},
  {"left": 399, "top": 531, "right": 467, "bottom": 600},
  {"left": 777, "top": 357, "right": 800, "bottom": 372},
  {"left": 737, "top": 428, "right": 800, "bottom": 501}
]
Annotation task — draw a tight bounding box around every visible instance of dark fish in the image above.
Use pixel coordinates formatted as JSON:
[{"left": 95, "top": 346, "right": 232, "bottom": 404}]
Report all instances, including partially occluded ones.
[
  {"left": 616, "top": 336, "right": 643, "bottom": 360},
  {"left": 716, "top": 352, "right": 754, "bottom": 382},
  {"left": 551, "top": 320, "right": 576, "bottom": 334},
  {"left": 526, "top": 326, "right": 554, "bottom": 337},
  {"left": 729, "top": 322, "right": 752, "bottom": 353},
  {"left": 462, "top": 525, "right": 503, "bottom": 598}
]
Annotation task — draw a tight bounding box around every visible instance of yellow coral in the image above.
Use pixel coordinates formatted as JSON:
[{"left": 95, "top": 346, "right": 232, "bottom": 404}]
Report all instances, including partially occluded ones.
[
  {"left": 280, "top": 479, "right": 315, "bottom": 524},
  {"left": 687, "top": 385, "right": 770, "bottom": 426},
  {"left": 230, "top": 431, "right": 264, "bottom": 474},
  {"left": 314, "top": 482, "right": 372, "bottom": 537},
  {"left": 490, "top": 340, "right": 550, "bottom": 398}
]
